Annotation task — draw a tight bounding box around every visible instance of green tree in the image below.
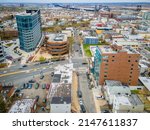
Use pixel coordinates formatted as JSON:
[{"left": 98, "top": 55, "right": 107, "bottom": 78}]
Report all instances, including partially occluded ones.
[
  {"left": 0, "top": 94, "right": 6, "bottom": 113},
  {"left": 39, "top": 56, "right": 46, "bottom": 62}
]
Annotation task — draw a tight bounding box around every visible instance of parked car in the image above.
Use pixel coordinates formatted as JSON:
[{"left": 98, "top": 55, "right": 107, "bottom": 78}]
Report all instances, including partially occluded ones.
[
  {"left": 101, "top": 110, "right": 110, "bottom": 113},
  {"left": 42, "top": 98, "right": 47, "bottom": 103},
  {"left": 28, "top": 83, "right": 32, "bottom": 89},
  {"left": 35, "top": 95, "right": 39, "bottom": 102},
  {"left": 79, "top": 98, "right": 83, "bottom": 105},
  {"left": 40, "top": 75, "right": 44, "bottom": 79},
  {"left": 51, "top": 72, "right": 54, "bottom": 77},
  {"left": 80, "top": 105, "right": 86, "bottom": 113},
  {"left": 34, "top": 83, "right": 39, "bottom": 89},
  {"left": 48, "top": 62, "right": 53, "bottom": 65},
  {"left": 96, "top": 95, "right": 104, "bottom": 99},
  {"left": 77, "top": 90, "right": 82, "bottom": 98},
  {"left": 42, "top": 84, "right": 46, "bottom": 89},
  {"left": 29, "top": 79, "right": 35, "bottom": 83},
  {"left": 46, "top": 84, "right": 50, "bottom": 90},
  {"left": 22, "top": 65, "right": 28, "bottom": 67}
]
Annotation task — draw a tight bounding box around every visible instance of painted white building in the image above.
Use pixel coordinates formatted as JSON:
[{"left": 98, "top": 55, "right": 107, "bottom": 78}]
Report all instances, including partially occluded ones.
[
  {"left": 113, "top": 94, "right": 144, "bottom": 113},
  {"left": 104, "top": 85, "right": 131, "bottom": 105}
]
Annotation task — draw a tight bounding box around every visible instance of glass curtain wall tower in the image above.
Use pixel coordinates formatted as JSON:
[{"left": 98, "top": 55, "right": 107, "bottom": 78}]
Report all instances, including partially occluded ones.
[{"left": 16, "top": 10, "right": 42, "bottom": 52}]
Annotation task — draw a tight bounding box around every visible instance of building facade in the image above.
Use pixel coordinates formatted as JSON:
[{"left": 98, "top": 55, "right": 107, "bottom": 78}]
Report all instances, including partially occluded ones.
[
  {"left": 143, "top": 12, "right": 150, "bottom": 20},
  {"left": 113, "top": 94, "right": 144, "bottom": 113},
  {"left": 0, "top": 40, "right": 5, "bottom": 62},
  {"left": 16, "top": 10, "right": 42, "bottom": 52},
  {"left": 84, "top": 36, "right": 99, "bottom": 44},
  {"left": 94, "top": 44, "right": 140, "bottom": 85},
  {"left": 46, "top": 34, "right": 69, "bottom": 56}
]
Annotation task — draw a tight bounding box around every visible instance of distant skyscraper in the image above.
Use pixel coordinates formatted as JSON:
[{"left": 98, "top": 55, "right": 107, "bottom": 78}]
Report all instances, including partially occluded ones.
[
  {"left": 0, "top": 39, "right": 5, "bottom": 63},
  {"left": 16, "top": 10, "right": 42, "bottom": 52},
  {"left": 94, "top": 44, "right": 140, "bottom": 86}
]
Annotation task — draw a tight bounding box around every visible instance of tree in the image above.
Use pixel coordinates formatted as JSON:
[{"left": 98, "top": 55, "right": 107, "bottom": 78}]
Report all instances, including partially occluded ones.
[
  {"left": 39, "top": 56, "right": 46, "bottom": 62},
  {"left": 0, "top": 94, "right": 6, "bottom": 113},
  {"left": 53, "top": 26, "right": 62, "bottom": 33}
]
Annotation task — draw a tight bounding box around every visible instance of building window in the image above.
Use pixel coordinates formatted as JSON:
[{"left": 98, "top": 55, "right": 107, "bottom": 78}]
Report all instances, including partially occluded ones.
[
  {"left": 103, "top": 60, "right": 108, "bottom": 62},
  {"left": 135, "top": 60, "right": 138, "bottom": 62},
  {"left": 104, "top": 75, "right": 107, "bottom": 78},
  {"left": 129, "top": 75, "right": 132, "bottom": 78},
  {"left": 130, "top": 72, "right": 132, "bottom": 74},
  {"left": 128, "top": 60, "right": 130, "bottom": 62},
  {"left": 112, "top": 60, "right": 115, "bottom": 62},
  {"left": 112, "top": 56, "right": 115, "bottom": 58},
  {"left": 131, "top": 64, "right": 134, "bottom": 66},
  {"left": 131, "top": 68, "right": 133, "bottom": 70}
]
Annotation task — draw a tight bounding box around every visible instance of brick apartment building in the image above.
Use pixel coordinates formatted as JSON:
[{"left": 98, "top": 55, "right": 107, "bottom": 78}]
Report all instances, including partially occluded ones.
[{"left": 94, "top": 44, "right": 140, "bottom": 86}]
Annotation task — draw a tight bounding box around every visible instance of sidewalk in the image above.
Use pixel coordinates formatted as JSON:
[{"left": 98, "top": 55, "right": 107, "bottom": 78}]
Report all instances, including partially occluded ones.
[{"left": 92, "top": 87, "right": 108, "bottom": 113}]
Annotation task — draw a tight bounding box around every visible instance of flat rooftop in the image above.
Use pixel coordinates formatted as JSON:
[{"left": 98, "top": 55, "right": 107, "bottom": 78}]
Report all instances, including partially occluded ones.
[
  {"left": 105, "top": 80, "right": 122, "bottom": 86},
  {"left": 98, "top": 45, "right": 140, "bottom": 54},
  {"left": 106, "top": 85, "right": 131, "bottom": 95},
  {"left": 9, "top": 99, "right": 34, "bottom": 113},
  {"left": 139, "top": 77, "right": 150, "bottom": 91},
  {"left": 51, "top": 97, "right": 71, "bottom": 104},
  {"left": 47, "top": 34, "right": 67, "bottom": 42},
  {"left": 115, "top": 94, "right": 143, "bottom": 106},
  {"left": 51, "top": 84, "right": 71, "bottom": 104},
  {"left": 16, "top": 10, "right": 39, "bottom": 16}
]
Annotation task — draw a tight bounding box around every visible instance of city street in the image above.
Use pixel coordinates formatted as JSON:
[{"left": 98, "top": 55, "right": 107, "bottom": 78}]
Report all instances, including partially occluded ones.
[
  {"left": 0, "top": 60, "right": 69, "bottom": 84},
  {"left": 71, "top": 30, "right": 96, "bottom": 113}
]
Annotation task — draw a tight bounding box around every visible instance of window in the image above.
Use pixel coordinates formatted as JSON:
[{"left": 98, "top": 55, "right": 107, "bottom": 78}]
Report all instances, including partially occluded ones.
[
  {"left": 129, "top": 75, "right": 132, "bottom": 78},
  {"left": 112, "top": 56, "right": 115, "bottom": 58},
  {"left": 131, "top": 64, "right": 134, "bottom": 66},
  {"left": 130, "top": 72, "right": 132, "bottom": 74},
  {"left": 103, "top": 59, "right": 108, "bottom": 62},
  {"left": 128, "top": 60, "right": 130, "bottom": 62},
  {"left": 104, "top": 75, "right": 107, "bottom": 77},
  {"left": 112, "top": 60, "right": 115, "bottom": 62},
  {"left": 131, "top": 68, "right": 133, "bottom": 70},
  {"left": 135, "top": 60, "right": 138, "bottom": 62}
]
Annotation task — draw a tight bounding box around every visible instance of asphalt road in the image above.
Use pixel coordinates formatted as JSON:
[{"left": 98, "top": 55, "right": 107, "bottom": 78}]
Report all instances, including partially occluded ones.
[
  {"left": 71, "top": 30, "right": 96, "bottom": 113},
  {"left": 0, "top": 60, "right": 69, "bottom": 84}
]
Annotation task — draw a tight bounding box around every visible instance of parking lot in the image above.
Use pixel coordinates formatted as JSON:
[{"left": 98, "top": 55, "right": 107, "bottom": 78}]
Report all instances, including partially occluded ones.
[{"left": 15, "top": 74, "right": 52, "bottom": 111}]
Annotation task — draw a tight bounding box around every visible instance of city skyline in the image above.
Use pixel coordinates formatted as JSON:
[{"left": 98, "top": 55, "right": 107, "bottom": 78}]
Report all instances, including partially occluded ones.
[{"left": 0, "top": 0, "right": 150, "bottom": 3}]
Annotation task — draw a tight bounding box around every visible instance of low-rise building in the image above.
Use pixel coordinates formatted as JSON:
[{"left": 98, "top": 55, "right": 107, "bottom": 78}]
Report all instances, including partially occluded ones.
[
  {"left": 9, "top": 99, "right": 36, "bottom": 113},
  {"left": 139, "top": 77, "right": 150, "bottom": 92},
  {"left": 46, "top": 34, "right": 69, "bottom": 56},
  {"left": 113, "top": 94, "right": 144, "bottom": 113},
  {"left": 104, "top": 80, "right": 131, "bottom": 105},
  {"left": 50, "top": 84, "right": 71, "bottom": 113},
  {"left": 48, "top": 64, "right": 73, "bottom": 113},
  {"left": 84, "top": 36, "right": 99, "bottom": 44}
]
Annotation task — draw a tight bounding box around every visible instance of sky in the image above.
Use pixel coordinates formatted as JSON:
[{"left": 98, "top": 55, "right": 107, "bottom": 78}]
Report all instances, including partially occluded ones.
[{"left": 0, "top": 0, "right": 149, "bottom": 3}]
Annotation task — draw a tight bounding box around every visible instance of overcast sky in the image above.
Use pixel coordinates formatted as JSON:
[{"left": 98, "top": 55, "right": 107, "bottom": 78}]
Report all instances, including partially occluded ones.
[{"left": 0, "top": 0, "right": 149, "bottom": 3}]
